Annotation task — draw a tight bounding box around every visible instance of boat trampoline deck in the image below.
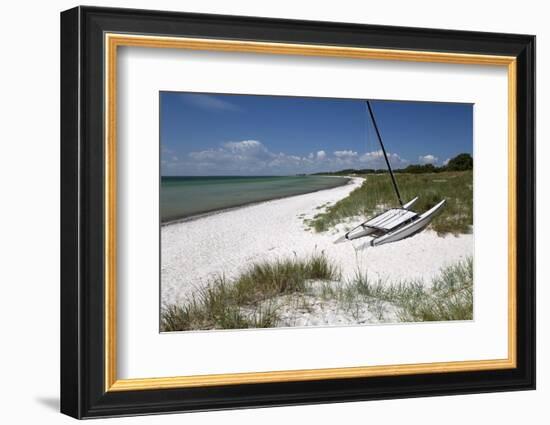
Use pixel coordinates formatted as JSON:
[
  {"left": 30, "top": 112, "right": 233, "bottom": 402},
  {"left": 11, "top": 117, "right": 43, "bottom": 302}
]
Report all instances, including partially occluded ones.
[{"left": 364, "top": 208, "right": 418, "bottom": 232}]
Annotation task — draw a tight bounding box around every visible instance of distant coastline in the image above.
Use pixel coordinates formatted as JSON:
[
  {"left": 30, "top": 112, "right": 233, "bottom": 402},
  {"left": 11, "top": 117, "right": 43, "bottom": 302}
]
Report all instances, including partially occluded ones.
[{"left": 161, "top": 175, "right": 350, "bottom": 225}]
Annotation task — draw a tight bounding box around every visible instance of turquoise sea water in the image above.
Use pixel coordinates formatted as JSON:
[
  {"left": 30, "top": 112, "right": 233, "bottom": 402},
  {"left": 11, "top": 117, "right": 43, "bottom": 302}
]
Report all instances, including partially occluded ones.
[{"left": 161, "top": 175, "right": 348, "bottom": 223}]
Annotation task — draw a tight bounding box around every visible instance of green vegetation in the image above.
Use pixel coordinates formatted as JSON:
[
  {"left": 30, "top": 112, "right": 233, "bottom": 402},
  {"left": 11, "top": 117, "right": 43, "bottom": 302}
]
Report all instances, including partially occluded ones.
[
  {"left": 161, "top": 255, "right": 473, "bottom": 331},
  {"left": 446, "top": 153, "right": 474, "bottom": 171},
  {"left": 161, "top": 253, "right": 339, "bottom": 332},
  {"left": 309, "top": 170, "right": 472, "bottom": 235},
  {"left": 397, "top": 257, "right": 473, "bottom": 321},
  {"left": 313, "top": 153, "right": 473, "bottom": 176},
  {"left": 397, "top": 154, "right": 472, "bottom": 174},
  {"left": 322, "top": 257, "right": 473, "bottom": 322}
]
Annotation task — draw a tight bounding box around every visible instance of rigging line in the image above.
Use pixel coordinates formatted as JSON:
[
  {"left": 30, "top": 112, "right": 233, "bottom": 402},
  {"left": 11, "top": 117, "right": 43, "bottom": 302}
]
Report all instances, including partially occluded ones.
[{"left": 366, "top": 100, "right": 404, "bottom": 207}]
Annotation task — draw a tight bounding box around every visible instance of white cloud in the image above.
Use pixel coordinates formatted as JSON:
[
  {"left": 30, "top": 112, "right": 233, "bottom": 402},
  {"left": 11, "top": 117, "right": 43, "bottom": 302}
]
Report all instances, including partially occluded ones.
[
  {"left": 223, "top": 140, "right": 261, "bottom": 151},
  {"left": 162, "top": 141, "right": 409, "bottom": 175},
  {"left": 221, "top": 140, "right": 272, "bottom": 160},
  {"left": 334, "top": 150, "right": 358, "bottom": 158},
  {"left": 359, "top": 150, "right": 384, "bottom": 162},
  {"left": 418, "top": 154, "right": 438, "bottom": 165},
  {"left": 185, "top": 94, "right": 242, "bottom": 112},
  {"left": 185, "top": 140, "right": 302, "bottom": 174},
  {"left": 359, "top": 150, "right": 408, "bottom": 168},
  {"left": 443, "top": 158, "right": 450, "bottom": 166}
]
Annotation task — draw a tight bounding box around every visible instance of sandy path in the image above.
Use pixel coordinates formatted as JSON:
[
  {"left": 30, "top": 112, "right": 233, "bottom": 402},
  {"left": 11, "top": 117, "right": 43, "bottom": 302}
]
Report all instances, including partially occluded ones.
[{"left": 161, "top": 177, "right": 472, "bottom": 306}]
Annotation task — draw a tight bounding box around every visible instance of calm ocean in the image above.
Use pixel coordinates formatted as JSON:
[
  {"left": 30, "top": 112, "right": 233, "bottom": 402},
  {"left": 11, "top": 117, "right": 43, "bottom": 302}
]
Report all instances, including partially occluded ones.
[{"left": 161, "top": 175, "right": 348, "bottom": 223}]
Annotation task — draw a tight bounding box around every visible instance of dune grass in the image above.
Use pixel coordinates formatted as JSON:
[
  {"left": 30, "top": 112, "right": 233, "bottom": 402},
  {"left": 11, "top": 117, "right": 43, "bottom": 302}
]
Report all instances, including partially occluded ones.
[
  {"left": 161, "top": 254, "right": 473, "bottom": 331},
  {"left": 313, "top": 257, "right": 473, "bottom": 323},
  {"left": 161, "top": 253, "right": 340, "bottom": 332},
  {"left": 309, "top": 171, "right": 473, "bottom": 235},
  {"left": 334, "top": 257, "right": 474, "bottom": 322}
]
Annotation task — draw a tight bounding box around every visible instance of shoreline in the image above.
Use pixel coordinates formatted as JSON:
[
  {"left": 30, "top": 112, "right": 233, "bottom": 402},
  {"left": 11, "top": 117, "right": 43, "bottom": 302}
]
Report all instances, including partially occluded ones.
[
  {"left": 161, "top": 176, "right": 473, "bottom": 308},
  {"left": 161, "top": 175, "right": 352, "bottom": 227}
]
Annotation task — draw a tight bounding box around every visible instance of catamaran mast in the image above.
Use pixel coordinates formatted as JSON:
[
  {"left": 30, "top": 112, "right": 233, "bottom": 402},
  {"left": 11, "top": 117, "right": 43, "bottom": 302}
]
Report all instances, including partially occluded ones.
[{"left": 366, "top": 100, "right": 404, "bottom": 208}]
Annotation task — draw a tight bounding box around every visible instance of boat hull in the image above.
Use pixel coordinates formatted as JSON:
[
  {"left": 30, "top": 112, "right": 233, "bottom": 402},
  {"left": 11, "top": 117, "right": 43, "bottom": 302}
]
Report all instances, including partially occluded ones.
[
  {"left": 370, "top": 199, "right": 446, "bottom": 246},
  {"left": 334, "top": 196, "right": 419, "bottom": 244}
]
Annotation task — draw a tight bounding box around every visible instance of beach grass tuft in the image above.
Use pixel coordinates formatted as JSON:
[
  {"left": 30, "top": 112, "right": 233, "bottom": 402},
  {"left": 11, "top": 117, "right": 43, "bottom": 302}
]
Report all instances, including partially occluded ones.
[
  {"left": 161, "top": 253, "right": 339, "bottom": 332},
  {"left": 396, "top": 257, "right": 473, "bottom": 321},
  {"left": 309, "top": 171, "right": 472, "bottom": 235},
  {"left": 332, "top": 257, "right": 473, "bottom": 322},
  {"left": 161, "top": 255, "right": 473, "bottom": 331}
]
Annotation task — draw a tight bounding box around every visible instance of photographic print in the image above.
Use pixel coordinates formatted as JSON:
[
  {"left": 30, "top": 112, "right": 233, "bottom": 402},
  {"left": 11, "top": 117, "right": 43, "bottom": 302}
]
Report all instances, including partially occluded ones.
[{"left": 160, "top": 92, "right": 474, "bottom": 332}]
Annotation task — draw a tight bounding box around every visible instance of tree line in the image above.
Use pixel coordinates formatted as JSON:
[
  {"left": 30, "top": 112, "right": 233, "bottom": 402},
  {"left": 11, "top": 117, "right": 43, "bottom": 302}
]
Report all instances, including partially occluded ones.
[{"left": 312, "top": 153, "right": 473, "bottom": 176}]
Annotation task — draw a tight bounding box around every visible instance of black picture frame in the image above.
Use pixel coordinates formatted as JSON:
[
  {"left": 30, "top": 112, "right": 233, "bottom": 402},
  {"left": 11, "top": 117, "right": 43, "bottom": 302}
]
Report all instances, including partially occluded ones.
[{"left": 61, "top": 5, "right": 535, "bottom": 419}]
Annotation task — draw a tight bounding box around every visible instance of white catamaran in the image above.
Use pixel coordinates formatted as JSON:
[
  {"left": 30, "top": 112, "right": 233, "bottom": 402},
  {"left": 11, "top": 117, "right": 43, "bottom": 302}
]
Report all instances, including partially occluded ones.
[{"left": 335, "top": 100, "right": 446, "bottom": 247}]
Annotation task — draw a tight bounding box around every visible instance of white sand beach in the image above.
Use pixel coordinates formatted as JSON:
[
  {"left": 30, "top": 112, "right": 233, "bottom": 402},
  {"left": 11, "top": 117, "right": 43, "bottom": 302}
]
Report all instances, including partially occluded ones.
[{"left": 161, "top": 177, "right": 473, "bottom": 313}]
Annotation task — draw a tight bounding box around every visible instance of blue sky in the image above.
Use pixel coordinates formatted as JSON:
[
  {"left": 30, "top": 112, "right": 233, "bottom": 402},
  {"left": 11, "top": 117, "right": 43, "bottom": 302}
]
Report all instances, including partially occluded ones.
[{"left": 160, "top": 92, "right": 472, "bottom": 176}]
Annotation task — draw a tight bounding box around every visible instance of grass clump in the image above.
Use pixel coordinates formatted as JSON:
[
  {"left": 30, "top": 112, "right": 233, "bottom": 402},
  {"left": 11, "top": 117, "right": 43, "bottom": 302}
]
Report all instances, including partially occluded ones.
[
  {"left": 397, "top": 257, "right": 473, "bottom": 321},
  {"left": 161, "top": 253, "right": 340, "bottom": 332},
  {"left": 162, "top": 255, "right": 473, "bottom": 331},
  {"left": 310, "top": 171, "right": 472, "bottom": 235},
  {"left": 333, "top": 257, "right": 473, "bottom": 322}
]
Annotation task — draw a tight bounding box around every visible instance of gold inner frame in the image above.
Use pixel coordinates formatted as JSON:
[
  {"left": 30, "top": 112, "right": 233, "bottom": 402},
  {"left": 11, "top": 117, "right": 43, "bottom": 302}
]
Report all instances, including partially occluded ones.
[{"left": 104, "top": 33, "right": 517, "bottom": 392}]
